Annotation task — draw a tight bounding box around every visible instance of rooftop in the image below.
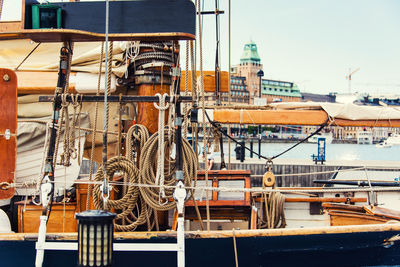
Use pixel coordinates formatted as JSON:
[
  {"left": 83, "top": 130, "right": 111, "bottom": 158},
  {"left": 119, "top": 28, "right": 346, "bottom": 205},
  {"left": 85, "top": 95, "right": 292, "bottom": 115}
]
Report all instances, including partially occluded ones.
[{"left": 240, "top": 40, "right": 261, "bottom": 64}]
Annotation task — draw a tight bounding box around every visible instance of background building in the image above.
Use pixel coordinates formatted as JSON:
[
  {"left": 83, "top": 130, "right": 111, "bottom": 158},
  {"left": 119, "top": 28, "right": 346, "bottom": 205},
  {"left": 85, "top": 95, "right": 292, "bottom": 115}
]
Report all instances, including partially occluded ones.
[
  {"left": 261, "top": 79, "right": 301, "bottom": 102},
  {"left": 234, "top": 40, "right": 263, "bottom": 102},
  {"left": 233, "top": 40, "right": 301, "bottom": 103}
]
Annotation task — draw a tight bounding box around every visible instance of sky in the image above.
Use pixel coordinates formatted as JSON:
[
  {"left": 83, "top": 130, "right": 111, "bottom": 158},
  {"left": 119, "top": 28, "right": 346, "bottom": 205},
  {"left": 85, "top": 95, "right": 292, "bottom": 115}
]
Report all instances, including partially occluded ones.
[
  {"left": 2, "top": 0, "right": 400, "bottom": 95},
  {"left": 197, "top": 0, "right": 400, "bottom": 95}
]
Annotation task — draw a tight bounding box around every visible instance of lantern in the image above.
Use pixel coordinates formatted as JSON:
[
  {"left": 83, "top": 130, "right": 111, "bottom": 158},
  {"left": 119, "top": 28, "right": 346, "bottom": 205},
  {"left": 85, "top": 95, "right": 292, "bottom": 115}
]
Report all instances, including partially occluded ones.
[{"left": 76, "top": 210, "right": 116, "bottom": 267}]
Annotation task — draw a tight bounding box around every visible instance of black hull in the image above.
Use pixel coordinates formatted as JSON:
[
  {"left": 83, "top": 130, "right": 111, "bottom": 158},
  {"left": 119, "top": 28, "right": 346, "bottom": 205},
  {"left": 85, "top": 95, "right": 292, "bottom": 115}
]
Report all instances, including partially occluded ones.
[{"left": 1, "top": 228, "right": 400, "bottom": 267}]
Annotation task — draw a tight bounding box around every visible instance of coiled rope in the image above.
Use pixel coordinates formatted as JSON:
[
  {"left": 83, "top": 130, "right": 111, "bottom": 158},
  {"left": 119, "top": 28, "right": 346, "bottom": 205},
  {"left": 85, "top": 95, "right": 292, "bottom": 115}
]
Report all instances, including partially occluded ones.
[
  {"left": 139, "top": 129, "right": 198, "bottom": 211},
  {"left": 93, "top": 156, "right": 151, "bottom": 231}
]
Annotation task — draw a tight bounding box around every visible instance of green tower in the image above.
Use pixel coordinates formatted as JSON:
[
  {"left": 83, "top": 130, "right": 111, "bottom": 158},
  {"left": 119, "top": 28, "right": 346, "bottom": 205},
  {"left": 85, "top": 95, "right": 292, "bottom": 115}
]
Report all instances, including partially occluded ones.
[{"left": 240, "top": 40, "right": 261, "bottom": 64}]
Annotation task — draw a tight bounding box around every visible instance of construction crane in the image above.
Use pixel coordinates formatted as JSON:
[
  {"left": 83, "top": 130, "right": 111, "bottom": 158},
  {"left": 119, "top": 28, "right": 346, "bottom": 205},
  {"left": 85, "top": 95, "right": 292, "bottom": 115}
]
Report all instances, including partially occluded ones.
[{"left": 346, "top": 67, "right": 360, "bottom": 94}]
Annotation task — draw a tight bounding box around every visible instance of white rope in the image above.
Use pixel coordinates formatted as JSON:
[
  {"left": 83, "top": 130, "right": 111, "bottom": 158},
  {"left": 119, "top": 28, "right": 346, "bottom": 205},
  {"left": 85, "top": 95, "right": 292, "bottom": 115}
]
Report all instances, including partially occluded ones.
[
  {"left": 124, "top": 41, "right": 140, "bottom": 78},
  {"left": 11, "top": 179, "right": 400, "bottom": 194},
  {"left": 154, "top": 93, "right": 170, "bottom": 199}
]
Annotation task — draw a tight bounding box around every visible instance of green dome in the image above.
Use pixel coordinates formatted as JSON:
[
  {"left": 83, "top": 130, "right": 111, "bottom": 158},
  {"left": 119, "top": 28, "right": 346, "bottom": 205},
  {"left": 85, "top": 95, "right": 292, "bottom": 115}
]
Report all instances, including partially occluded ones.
[{"left": 240, "top": 40, "right": 261, "bottom": 64}]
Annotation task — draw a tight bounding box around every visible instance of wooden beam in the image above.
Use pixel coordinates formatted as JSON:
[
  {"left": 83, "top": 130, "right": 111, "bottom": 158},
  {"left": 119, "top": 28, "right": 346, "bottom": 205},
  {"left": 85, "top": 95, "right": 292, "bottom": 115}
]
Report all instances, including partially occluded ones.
[
  {"left": 213, "top": 109, "right": 328, "bottom": 126},
  {"left": 254, "top": 197, "right": 367, "bottom": 203},
  {"left": 16, "top": 71, "right": 77, "bottom": 94},
  {"left": 332, "top": 118, "right": 400, "bottom": 127},
  {"left": 2, "top": 223, "right": 400, "bottom": 241},
  {"left": 213, "top": 109, "right": 400, "bottom": 127}
]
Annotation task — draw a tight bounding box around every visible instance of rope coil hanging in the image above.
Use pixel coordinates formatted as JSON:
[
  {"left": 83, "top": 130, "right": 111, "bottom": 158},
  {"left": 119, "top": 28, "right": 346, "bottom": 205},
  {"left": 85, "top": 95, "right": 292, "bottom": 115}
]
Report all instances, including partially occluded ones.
[
  {"left": 93, "top": 156, "right": 151, "bottom": 231},
  {"left": 139, "top": 128, "right": 198, "bottom": 211}
]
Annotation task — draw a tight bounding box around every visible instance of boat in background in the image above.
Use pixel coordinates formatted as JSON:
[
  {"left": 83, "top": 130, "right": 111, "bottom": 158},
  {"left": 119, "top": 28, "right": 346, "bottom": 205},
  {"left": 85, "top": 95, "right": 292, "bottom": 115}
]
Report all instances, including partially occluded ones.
[
  {"left": 375, "top": 134, "right": 400, "bottom": 148},
  {"left": 385, "top": 134, "right": 400, "bottom": 145},
  {"left": 357, "top": 131, "right": 373, "bottom": 144},
  {"left": 376, "top": 140, "right": 393, "bottom": 148}
]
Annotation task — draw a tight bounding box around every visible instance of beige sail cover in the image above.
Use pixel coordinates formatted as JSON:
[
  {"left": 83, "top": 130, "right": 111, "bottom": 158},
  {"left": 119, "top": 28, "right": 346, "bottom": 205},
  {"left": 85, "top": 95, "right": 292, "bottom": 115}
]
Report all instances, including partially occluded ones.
[
  {"left": 269, "top": 102, "right": 400, "bottom": 121},
  {"left": 0, "top": 39, "right": 127, "bottom": 76}
]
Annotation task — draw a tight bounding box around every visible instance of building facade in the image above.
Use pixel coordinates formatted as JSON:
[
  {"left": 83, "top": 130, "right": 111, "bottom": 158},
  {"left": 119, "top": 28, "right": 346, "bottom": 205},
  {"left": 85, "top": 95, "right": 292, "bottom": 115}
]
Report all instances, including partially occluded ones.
[
  {"left": 233, "top": 41, "right": 301, "bottom": 103},
  {"left": 261, "top": 79, "right": 302, "bottom": 102},
  {"left": 234, "top": 40, "right": 263, "bottom": 102}
]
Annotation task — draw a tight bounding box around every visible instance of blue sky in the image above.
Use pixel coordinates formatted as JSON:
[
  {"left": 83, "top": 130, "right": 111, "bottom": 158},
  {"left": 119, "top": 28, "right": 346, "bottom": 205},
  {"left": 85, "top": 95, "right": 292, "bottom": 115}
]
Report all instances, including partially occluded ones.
[
  {"left": 197, "top": 0, "right": 400, "bottom": 95},
  {"left": 2, "top": 0, "right": 399, "bottom": 95}
]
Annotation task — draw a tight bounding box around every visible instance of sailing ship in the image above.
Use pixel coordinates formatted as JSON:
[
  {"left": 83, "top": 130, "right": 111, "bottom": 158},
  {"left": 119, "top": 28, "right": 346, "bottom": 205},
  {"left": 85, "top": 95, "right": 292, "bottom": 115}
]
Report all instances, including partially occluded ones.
[{"left": 0, "top": 1, "right": 400, "bottom": 267}]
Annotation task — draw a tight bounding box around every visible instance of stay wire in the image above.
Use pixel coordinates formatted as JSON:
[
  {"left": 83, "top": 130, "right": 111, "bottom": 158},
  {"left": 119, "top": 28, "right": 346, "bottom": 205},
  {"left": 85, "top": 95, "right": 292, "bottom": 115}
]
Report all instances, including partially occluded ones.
[{"left": 204, "top": 110, "right": 329, "bottom": 161}]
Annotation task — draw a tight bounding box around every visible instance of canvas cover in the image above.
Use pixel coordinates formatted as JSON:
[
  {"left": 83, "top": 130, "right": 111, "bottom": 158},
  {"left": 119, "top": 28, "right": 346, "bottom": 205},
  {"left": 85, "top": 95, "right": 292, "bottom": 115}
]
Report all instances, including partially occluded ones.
[
  {"left": 0, "top": 39, "right": 128, "bottom": 76},
  {"left": 270, "top": 102, "right": 400, "bottom": 121}
]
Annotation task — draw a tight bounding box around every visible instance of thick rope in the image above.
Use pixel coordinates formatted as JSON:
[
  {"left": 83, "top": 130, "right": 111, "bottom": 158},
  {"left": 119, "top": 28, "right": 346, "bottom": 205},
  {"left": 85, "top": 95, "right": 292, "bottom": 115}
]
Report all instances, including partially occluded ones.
[
  {"left": 197, "top": 0, "right": 211, "bottom": 231},
  {"left": 154, "top": 93, "right": 170, "bottom": 199},
  {"left": 125, "top": 124, "right": 156, "bottom": 230},
  {"left": 139, "top": 129, "right": 197, "bottom": 211},
  {"left": 93, "top": 156, "right": 149, "bottom": 231},
  {"left": 183, "top": 41, "right": 190, "bottom": 139},
  {"left": 259, "top": 192, "right": 286, "bottom": 229},
  {"left": 60, "top": 94, "right": 71, "bottom": 166},
  {"left": 53, "top": 45, "right": 73, "bottom": 167},
  {"left": 87, "top": 42, "right": 104, "bottom": 210}
]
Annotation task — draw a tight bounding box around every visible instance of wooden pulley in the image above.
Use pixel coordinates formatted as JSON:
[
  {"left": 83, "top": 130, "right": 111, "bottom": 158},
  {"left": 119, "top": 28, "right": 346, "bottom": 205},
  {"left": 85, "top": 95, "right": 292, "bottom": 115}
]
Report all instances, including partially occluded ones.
[
  {"left": 263, "top": 159, "right": 275, "bottom": 187},
  {"left": 263, "top": 171, "right": 275, "bottom": 187}
]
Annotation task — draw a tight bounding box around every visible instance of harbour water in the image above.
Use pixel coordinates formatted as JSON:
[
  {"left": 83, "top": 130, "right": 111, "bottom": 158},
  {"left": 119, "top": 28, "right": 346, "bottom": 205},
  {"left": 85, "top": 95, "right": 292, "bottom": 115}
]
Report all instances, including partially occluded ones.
[{"left": 217, "top": 142, "right": 400, "bottom": 162}]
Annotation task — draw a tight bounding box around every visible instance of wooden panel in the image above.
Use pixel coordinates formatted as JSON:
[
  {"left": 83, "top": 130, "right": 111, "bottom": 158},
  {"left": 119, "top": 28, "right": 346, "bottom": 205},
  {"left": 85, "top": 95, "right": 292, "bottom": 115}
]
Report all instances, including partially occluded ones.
[
  {"left": 322, "top": 203, "right": 365, "bottom": 212},
  {"left": 328, "top": 211, "right": 389, "bottom": 226},
  {"left": 185, "top": 200, "right": 250, "bottom": 207},
  {"left": 16, "top": 71, "right": 77, "bottom": 94},
  {"left": 136, "top": 84, "right": 169, "bottom": 134},
  {"left": 0, "top": 69, "right": 17, "bottom": 200},
  {"left": 188, "top": 170, "right": 251, "bottom": 207},
  {"left": 0, "top": 22, "right": 24, "bottom": 32},
  {"left": 364, "top": 206, "right": 400, "bottom": 221},
  {"left": 76, "top": 179, "right": 117, "bottom": 213},
  {"left": 18, "top": 202, "right": 77, "bottom": 233},
  {"left": 180, "top": 71, "right": 229, "bottom": 92},
  {"left": 0, "top": 0, "right": 25, "bottom": 33},
  {"left": 76, "top": 182, "right": 95, "bottom": 213},
  {"left": 185, "top": 206, "right": 251, "bottom": 220}
]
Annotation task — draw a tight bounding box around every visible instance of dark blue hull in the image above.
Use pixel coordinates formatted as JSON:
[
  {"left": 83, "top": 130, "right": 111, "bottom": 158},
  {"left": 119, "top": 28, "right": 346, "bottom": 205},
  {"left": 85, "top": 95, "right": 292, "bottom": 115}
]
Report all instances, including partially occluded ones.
[{"left": 1, "top": 229, "right": 400, "bottom": 267}]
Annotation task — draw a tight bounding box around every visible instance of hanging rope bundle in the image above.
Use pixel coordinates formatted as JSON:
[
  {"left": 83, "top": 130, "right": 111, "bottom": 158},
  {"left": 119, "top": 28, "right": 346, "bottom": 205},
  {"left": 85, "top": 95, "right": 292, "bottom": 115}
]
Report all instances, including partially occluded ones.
[
  {"left": 212, "top": 126, "right": 221, "bottom": 153},
  {"left": 258, "top": 192, "right": 286, "bottom": 229},
  {"left": 139, "top": 129, "right": 198, "bottom": 211},
  {"left": 126, "top": 124, "right": 149, "bottom": 161},
  {"left": 93, "top": 156, "right": 151, "bottom": 231}
]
